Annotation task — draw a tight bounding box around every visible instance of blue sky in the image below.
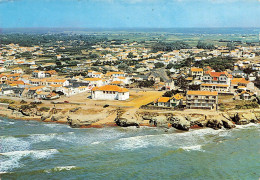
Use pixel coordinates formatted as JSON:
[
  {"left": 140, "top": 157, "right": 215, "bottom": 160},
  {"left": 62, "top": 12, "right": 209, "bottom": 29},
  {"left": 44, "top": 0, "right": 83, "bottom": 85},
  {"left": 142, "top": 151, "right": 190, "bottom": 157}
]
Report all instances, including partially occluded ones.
[{"left": 0, "top": 0, "right": 259, "bottom": 28}]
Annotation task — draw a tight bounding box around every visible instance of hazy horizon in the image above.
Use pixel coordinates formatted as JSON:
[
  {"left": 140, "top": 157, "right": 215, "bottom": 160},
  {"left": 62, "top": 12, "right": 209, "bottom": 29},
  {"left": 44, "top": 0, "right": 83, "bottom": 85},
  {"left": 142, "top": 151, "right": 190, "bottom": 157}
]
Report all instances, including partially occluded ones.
[{"left": 0, "top": 0, "right": 260, "bottom": 29}]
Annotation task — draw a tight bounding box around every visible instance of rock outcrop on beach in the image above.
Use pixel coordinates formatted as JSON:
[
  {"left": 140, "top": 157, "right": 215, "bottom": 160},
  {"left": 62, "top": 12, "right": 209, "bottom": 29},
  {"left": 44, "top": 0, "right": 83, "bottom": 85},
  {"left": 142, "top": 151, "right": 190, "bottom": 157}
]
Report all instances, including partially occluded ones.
[
  {"left": 115, "top": 118, "right": 139, "bottom": 127},
  {"left": 41, "top": 112, "right": 51, "bottom": 121},
  {"left": 67, "top": 116, "right": 83, "bottom": 128},
  {"left": 4, "top": 102, "right": 260, "bottom": 131},
  {"left": 205, "top": 114, "right": 235, "bottom": 130},
  {"left": 51, "top": 113, "right": 66, "bottom": 122},
  {"left": 169, "top": 116, "right": 191, "bottom": 131},
  {"left": 232, "top": 112, "right": 258, "bottom": 125},
  {"left": 115, "top": 110, "right": 140, "bottom": 127},
  {"left": 150, "top": 116, "right": 169, "bottom": 128}
]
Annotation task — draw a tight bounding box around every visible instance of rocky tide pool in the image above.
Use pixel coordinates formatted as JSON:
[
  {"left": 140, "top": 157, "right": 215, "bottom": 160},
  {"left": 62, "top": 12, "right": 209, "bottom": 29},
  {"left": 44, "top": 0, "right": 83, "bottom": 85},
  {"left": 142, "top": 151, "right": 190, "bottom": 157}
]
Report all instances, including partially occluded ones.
[{"left": 0, "top": 117, "right": 259, "bottom": 180}]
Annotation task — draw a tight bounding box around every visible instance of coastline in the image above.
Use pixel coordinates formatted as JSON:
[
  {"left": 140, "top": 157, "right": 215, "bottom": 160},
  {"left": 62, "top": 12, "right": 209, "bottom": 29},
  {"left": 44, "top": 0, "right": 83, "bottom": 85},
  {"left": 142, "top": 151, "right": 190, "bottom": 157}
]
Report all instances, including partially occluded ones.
[{"left": 1, "top": 103, "right": 260, "bottom": 131}]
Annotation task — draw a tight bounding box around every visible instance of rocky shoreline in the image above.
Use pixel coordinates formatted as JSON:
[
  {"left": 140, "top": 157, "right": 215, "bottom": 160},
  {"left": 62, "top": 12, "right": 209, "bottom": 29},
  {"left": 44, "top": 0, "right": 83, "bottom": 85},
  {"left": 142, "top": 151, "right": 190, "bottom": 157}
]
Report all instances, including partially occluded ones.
[{"left": 1, "top": 103, "right": 259, "bottom": 131}]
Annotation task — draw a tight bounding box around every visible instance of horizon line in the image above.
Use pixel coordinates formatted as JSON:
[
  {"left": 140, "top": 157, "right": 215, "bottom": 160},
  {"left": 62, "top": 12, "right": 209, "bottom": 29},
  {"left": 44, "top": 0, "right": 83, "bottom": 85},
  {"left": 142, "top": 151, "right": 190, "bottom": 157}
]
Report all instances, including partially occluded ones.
[{"left": 2, "top": 27, "right": 260, "bottom": 29}]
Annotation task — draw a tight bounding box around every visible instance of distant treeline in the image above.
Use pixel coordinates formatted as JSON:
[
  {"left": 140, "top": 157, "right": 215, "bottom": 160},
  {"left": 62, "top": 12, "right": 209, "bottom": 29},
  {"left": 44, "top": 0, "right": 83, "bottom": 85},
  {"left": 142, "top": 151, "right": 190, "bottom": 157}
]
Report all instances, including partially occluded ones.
[
  {"left": 0, "top": 34, "right": 108, "bottom": 47},
  {"left": 151, "top": 41, "right": 191, "bottom": 52}
]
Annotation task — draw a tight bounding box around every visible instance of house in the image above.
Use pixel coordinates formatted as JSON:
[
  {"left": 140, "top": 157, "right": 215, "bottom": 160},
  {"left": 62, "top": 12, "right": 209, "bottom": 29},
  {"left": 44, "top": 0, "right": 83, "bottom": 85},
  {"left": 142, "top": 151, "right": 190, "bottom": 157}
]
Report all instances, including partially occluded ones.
[
  {"left": 0, "top": 88, "right": 14, "bottom": 96},
  {"left": 232, "top": 70, "right": 246, "bottom": 78},
  {"left": 46, "top": 79, "right": 69, "bottom": 87},
  {"left": 235, "top": 91, "right": 255, "bottom": 101},
  {"left": 30, "top": 65, "right": 38, "bottom": 69},
  {"left": 0, "top": 67, "right": 6, "bottom": 72},
  {"left": 190, "top": 67, "right": 203, "bottom": 79},
  {"left": 231, "top": 78, "right": 255, "bottom": 92},
  {"left": 83, "top": 78, "right": 103, "bottom": 87},
  {"left": 106, "top": 72, "right": 125, "bottom": 78},
  {"left": 42, "top": 92, "right": 59, "bottom": 100},
  {"left": 186, "top": 91, "right": 218, "bottom": 110},
  {"left": 32, "top": 71, "right": 46, "bottom": 79},
  {"left": 12, "top": 67, "right": 23, "bottom": 74},
  {"left": 91, "top": 85, "right": 129, "bottom": 100},
  {"left": 109, "top": 81, "right": 125, "bottom": 87},
  {"left": 26, "top": 86, "right": 47, "bottom": 99},
  {"left": 88, "top": 71, "right": 103, "bottom": 78},
  {"left": 45, "top": 70, "right": 57, "bottom": 77},
  {"left": 155, "top": 97, "right": 171, "bottom": 107},
  {"left": 200, "top": 83, "right": 230, "bottom": 93},
  {"left": 202, "top": 71, "right": 232, "bottom": 85},
  {"left": 154, "top": 94, "right": 183, "bottom": 107},
  {"left": 112, "top": 76, "right": 130, "bottom": 84},
  {"left": 77, "top": 86, "right": 89, "bottom": 93}
]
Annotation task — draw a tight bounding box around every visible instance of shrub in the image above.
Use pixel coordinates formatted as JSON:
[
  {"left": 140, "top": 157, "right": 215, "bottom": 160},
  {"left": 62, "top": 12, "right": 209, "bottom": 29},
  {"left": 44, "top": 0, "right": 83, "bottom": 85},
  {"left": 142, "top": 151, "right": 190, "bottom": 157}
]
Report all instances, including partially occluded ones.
[
  {"left": 0, "top": 98, "right": 15, "bottom": 104},
  {"left": 20, "top": 100, "right": 27, "bottom": 104},
  {"left": 39, "top": 107, "right": 50, "bottom": 112},
  {"left": 20, "top": 105, "right": 30, "bottom": 110},
  {"left": 218, "top": 103, "right": 226, "bottom": 111}
]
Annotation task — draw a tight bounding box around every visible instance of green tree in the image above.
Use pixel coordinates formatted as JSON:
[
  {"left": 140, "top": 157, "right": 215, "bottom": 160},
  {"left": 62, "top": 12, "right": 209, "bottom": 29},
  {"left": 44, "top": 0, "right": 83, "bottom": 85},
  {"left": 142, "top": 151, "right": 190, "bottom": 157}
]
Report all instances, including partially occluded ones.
[
  {"left": 176, "top": 76, "right": 188, "bottom": 90},
  {"left": 127, "top": 52, "right": 134, "bottom": 59},
  {"left": 154, "top": 62, "right": 164, "bottom": 68}
]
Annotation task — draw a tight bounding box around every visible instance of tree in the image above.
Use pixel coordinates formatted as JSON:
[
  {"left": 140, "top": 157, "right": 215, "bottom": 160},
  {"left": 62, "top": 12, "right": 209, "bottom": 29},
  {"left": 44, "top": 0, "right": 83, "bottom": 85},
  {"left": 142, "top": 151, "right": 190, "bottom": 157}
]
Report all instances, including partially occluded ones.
[
  {"left": 176, "top": 76, "right": 188, "bottom": 90},
  {"left": 166, "top": 63, "right": 174, "bottom": 69},
  {"left": 127, "top": 52, "right": 134, "bottom": 59},
  {"left": 90, "top": 53, "right": 99, "bottom": 59},
  {"left": 189, "top": 84, "right": 200, "bottom": 90},
  {"left": 227, "top": 42, "right": 235, "bottom": 50},
  {"left": 197, "top": 41, "right": 215, "bottom": 50},
  {"left": 151, "top": 41, "right": 191, "bottom": 53},
  {"left": 154, "top": 62, "right": 164, "bottom": 68},
  {"left": 137, "top": 80, "right": 155, "bottom": 88},
  {"left": 243, "top": 67, "right": 255, "bottom": 75},
  {"left": 118, "top": 63, "right": 129, "bottom": 70},
  {"left": 93, "top": 60, "right": 101, "bottom": 66}
]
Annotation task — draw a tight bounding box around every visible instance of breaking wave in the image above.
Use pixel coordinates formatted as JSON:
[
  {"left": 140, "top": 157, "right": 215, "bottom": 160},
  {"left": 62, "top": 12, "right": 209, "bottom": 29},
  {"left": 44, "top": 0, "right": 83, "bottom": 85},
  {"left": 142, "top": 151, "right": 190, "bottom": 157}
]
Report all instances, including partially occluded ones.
[
  {"left": 0, "top": 149, "right": 58, "bottom": 172},
  {"left": 181, "top": 145, "right": 205, "bottom": 152},
  {"left": 44, "top": 166, "right": 78, "bottom": 173}
]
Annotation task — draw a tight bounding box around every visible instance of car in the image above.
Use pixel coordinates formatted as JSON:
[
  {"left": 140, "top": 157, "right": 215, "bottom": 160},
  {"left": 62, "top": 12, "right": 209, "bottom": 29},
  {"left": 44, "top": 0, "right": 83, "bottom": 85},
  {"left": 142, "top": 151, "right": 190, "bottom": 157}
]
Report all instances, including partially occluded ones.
[{"left": 64, "top": 101, "right": 70, "bottom": 103}]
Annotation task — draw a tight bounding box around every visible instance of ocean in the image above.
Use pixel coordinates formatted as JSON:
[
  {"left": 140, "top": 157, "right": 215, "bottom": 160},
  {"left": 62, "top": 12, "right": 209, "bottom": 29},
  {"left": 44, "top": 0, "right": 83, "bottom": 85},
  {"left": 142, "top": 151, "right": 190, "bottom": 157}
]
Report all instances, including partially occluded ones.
[{"left": 0, "top": 117, "right": 259, "bottom": 180}]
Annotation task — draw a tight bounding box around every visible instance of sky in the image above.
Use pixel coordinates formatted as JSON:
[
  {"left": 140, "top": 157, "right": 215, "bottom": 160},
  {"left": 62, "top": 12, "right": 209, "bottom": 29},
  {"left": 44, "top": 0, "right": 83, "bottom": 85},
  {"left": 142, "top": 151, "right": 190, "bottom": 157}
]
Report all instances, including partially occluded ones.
[{"left": 0, "top": 0, "right": 259, "bottom": 28}]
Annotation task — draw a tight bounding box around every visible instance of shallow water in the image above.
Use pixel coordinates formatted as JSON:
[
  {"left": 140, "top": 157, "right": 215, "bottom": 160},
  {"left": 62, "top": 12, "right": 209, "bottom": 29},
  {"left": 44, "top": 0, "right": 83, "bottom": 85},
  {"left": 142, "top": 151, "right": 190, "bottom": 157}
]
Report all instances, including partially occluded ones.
[{"left": 0, "top": 117, "right": 259, "bottom": 180}]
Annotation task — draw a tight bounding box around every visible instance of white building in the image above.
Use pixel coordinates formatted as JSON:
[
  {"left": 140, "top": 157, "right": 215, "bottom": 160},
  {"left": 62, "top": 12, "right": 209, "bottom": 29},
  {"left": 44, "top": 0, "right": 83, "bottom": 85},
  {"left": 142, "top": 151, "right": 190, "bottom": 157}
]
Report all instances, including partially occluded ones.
[
  {"left": 32, "top": 71, "right": 46, "bottom": 78},
  {"left": 83, "top": 78, "right": 103, "bottom": 87},
  {"left": 91, "top": 85, "right": 129, "bottom": 100},
  {"left": 11, "top": 67, "right": 23, "bottom": 74}
]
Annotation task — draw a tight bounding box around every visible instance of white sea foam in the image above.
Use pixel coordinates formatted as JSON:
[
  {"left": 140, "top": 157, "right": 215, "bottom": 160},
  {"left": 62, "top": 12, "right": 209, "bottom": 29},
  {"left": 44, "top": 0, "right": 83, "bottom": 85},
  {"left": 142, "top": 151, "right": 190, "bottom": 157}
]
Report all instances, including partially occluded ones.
[
  {"left": 29, "top": 133, "right": 58, "bottom": 143},
  {"left": 114, "top": 134, "right": 169, "bottom": 150},
  {"left": 43, "top": 123, "right": 70, "bottom": 129},
  {"left": 113, "top": 127, "right": 231, "bottom": 151},
  {"left": 235, "top": 123, "right": 260, "bottom": 129},
  {"left": 0, "top": 120, "right": 15, "bottom": 125},
  {"left": 44, "top": 166, "right": 77, "bottom": 173},
  {"left": 0, "top": 149, "right": 58, "bottom": 172},
  {"left": 181, "top": 145, "right": 205, "bottom": 152},
  {"left": 0, "top": 149, "right": 58, "bottom": 159},
  {"left": 0, "top": 137, "right": 30, "bottom": 153},
  {"left": 91, "top": 141, "right": 101, "bottom": 145},
  {"left": 53, "top": 166, "right": 77, "bottom": 171}
]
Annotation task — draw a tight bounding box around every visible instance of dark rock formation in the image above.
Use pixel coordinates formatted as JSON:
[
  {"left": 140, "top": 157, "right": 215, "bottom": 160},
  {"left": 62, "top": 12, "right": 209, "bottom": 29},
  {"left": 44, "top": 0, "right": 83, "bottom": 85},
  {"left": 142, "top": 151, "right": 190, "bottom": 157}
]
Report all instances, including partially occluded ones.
[
  {"left": 115, "top": 118, "right": 139, "bottom": 127},
  {"left": 232, "top": 112, "right": 257, "bottom": 125},
  {"left": 170, "top": 116, "right": 190, "bottom": 131}
]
